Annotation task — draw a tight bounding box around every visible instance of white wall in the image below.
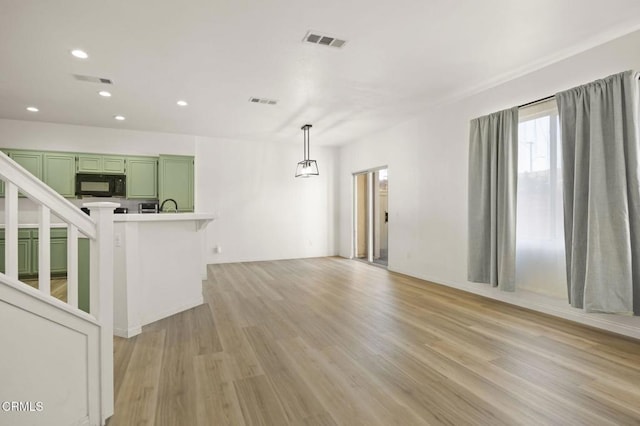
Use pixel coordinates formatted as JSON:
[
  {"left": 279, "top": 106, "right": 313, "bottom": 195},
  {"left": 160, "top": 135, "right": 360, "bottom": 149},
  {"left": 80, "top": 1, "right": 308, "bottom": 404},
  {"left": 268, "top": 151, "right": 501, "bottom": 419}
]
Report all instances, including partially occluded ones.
[
  {"left": 338, "top": 30, "right": 640, "bottom": 336},
  {"left": 0, "top": 119, "right": 196, "bottom": 156},
  {"left": 196, "top": 136, "right": 339, "bottom": 264},
  {"left": 0, "top": 119, "right": 339, "bottom": 262}
]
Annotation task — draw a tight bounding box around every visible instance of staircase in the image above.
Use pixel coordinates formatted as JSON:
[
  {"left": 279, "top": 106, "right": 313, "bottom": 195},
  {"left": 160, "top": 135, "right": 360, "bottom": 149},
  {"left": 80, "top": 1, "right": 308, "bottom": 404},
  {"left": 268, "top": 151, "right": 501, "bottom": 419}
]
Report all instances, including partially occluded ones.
[{"left": 0, "top": 151, "right": 115, "bottom": 426}]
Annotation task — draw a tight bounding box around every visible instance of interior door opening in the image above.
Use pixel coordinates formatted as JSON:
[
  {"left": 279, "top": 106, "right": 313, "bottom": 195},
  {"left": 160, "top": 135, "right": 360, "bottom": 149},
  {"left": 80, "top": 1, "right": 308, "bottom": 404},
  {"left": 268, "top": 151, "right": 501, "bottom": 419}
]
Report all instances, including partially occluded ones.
[{"left": 353, "top": 168, "right": 388, "bottom": 266}]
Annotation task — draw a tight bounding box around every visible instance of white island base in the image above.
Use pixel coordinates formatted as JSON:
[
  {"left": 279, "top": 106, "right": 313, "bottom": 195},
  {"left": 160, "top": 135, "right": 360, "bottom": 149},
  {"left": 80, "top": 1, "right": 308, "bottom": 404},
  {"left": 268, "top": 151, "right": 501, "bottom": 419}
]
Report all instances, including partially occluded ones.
[{"left": 113, "top": 213, "right": 214, "bottom": 337}]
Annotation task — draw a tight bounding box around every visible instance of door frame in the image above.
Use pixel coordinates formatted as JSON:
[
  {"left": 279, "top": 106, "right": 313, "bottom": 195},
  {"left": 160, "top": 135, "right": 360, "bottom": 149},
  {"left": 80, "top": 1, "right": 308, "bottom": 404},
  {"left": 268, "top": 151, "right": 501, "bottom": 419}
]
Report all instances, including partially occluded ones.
[{"left": 352, "top": 166, "right": 388, "bottom": 265}]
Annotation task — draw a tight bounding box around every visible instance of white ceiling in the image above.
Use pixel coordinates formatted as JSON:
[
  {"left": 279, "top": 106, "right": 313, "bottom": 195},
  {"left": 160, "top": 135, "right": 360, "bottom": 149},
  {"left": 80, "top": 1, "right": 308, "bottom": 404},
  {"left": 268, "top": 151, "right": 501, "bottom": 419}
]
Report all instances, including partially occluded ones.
[{"left": 2, "top": 0, "right": 640, "bottom": 146}]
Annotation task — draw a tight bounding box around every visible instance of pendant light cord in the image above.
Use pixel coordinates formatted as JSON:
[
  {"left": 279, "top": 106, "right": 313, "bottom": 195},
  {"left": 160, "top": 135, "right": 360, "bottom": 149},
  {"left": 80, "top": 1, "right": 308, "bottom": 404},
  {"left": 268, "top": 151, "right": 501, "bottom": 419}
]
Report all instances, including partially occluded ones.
[
  {"left": 304, "top": 127, "right": 308, "bottom": 161},
  {"left": 302, "top": 124, "right": 312, "bottom": 162}
]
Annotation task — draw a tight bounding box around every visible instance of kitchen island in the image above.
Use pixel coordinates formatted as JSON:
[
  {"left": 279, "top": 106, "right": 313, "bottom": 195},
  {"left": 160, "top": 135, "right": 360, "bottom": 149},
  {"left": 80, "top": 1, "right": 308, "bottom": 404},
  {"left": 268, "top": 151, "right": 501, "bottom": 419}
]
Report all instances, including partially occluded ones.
[{"left": 112, "top": 212, "right": 214, "bottom": 337}]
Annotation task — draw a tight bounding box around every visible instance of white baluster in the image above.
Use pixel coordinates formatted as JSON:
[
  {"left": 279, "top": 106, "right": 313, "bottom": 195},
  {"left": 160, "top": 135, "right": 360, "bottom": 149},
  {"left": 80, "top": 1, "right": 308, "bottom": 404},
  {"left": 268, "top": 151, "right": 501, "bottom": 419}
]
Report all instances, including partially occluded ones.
[
  {"left": 38, "top": 205, "right": 51, "bottom": 295},
  {"left": 67, "top": 224, "right": 79, "bottom": 308},
  {"left": 5, "top": 182, "right": 18, "bottom": 279}
]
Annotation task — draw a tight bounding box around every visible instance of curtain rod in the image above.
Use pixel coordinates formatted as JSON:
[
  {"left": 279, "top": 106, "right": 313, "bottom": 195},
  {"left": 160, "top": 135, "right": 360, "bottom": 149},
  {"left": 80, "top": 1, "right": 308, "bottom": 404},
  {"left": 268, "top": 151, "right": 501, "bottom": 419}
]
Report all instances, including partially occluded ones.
[
  {"left": 518, "top": 74, "right": 640, "bottom": 109},
  {"left": 518, "top": 95, "right": 555, "bottom": 109}
]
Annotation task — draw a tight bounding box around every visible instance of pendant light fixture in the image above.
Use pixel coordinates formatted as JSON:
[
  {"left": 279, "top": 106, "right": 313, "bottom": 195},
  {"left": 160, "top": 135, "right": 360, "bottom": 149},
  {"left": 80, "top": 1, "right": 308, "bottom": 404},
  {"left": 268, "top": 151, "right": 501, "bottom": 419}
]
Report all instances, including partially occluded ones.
[{"left": 295, "top": 124, "right": 319, "bottom": 177}]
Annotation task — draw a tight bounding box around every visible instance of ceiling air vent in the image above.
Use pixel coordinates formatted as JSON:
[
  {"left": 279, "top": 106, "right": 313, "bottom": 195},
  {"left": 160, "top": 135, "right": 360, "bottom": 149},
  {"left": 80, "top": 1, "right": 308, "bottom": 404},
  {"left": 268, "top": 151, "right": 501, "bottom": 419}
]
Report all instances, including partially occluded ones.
[
  {"left": 303, "top": 31, "right": 347, "bottom": 49},
  {"left": 249, "top": 97, "right": 278, "bottom": 105},
  {"left": 73, "top": 74, "right": 113, "bottom": 84}
]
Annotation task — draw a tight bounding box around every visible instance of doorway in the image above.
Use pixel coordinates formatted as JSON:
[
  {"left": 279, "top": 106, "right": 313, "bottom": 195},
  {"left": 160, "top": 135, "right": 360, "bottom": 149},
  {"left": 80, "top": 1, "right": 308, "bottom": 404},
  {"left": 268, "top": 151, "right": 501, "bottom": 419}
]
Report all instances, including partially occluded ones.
[{"left": 354, "top": 167, "right": 388, "bottom": 266}]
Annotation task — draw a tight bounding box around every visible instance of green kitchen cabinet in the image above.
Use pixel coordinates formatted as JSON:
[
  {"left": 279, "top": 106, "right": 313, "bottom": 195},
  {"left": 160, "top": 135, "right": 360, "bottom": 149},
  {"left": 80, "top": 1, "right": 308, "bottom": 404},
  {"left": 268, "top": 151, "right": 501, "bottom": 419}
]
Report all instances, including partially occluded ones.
[
  {"left": 158, "top": 155, "right": 194, "bottom": 212},
  {"left": 103, "top": 156, "right": 126, "bottom": 174},
  {"left": 126, "top": 156, "right": 158, "bottom": 199},
  {"left": 0, "top": 230, "right": 32, "bottom": 276},
  {"left": 32, "top": 229, "right": 68, "bottom": 274},
  {"left": 77, "top": 154, "right": 126, "bottom": 174},
  {"left": 43, "top": 152, "right": 76, "bottom": 197},
  {"left": 78, "top": 238, "right": 90, "bottom": 313},
  {"left": 8, "top": 150, "right": 43, "bottom": 179},
  {"left": 77, "top": 155, "right": 102, "bottom": 173},
  {"left": 7, "top": 150, "right": 43, "bottom": 197},
  {"left": 0, "top": 228, "right": 67, "bottom": 277}
]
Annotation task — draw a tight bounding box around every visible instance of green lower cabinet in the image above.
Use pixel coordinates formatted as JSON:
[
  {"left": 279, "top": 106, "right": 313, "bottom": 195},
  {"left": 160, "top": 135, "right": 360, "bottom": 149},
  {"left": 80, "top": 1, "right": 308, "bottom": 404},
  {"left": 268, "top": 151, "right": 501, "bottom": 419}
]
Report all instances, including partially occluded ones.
[
  {"left": 32, "top": 237, "right": 68, "bottom": 274},
  {"left": 78, "top": 238, "right": 90, "bottom": 314},
  {"left": 0, "top": 229, "right": 67, "bottom": 277},
  {"left": 17, "top": 240, "right": 31, "bottom": 275},
  {"left": 0, "top": 231, "right": 32, "bottom": 275},
  {"left": 0, "top": 239, "right": 31, "bottom": 275},
  {"left": 0, "top": 228, "right": 89, "bottom": 313}
]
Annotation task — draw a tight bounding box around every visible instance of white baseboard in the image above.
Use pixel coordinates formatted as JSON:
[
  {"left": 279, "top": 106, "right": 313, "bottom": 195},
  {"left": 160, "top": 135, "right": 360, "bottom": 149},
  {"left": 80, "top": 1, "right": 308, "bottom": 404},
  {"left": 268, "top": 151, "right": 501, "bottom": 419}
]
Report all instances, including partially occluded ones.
[
  {"left": 71, "top": 415, "right": 90, "bottom": 426},
  {"left": 113, "top": 297, "right": 204, "bottom": 338},
  {"left": 140, "top": 296, "right": 204, "bottom": 328},
  {"left": 113, "top": 325, "right": 142, "bottom": 338}
]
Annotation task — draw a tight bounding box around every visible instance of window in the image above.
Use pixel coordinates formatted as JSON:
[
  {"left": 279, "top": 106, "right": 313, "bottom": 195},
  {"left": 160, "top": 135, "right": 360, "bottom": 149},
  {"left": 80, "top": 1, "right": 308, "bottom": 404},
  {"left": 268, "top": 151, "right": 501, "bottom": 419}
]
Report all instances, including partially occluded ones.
[{"left": 516, "top": 100, "right": 566, "bottom": 297}]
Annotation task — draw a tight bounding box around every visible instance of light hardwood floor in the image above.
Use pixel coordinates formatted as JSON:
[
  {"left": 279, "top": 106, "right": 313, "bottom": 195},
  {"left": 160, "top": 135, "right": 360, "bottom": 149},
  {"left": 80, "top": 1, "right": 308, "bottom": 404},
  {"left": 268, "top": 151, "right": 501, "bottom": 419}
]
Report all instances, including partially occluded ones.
[
  {"left": 23, "top": 277, "right": 67, "bottom": 302},
  {"left": 110, "top": 257, "right": 640, "bottom": 425}
]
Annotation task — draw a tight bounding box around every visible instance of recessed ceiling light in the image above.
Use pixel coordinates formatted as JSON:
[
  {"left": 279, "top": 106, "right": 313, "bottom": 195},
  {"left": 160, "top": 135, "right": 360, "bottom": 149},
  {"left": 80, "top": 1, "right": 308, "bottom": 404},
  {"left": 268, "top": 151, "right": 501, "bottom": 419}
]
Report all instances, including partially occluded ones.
[
  {"left": 71, "top": 49, "right": 89, "bottom": 59},
  {"left": 26, "top": 106, "right": 39, "bottom": 112},
  {"left": 177, "top": 100, "right": 188, "bottom": 107},
  {"left": 98, "top": 90, "right": 112, "bottom": 97},
  {"left": 114, "top": 115, "right": 126, "bottom": 121}
]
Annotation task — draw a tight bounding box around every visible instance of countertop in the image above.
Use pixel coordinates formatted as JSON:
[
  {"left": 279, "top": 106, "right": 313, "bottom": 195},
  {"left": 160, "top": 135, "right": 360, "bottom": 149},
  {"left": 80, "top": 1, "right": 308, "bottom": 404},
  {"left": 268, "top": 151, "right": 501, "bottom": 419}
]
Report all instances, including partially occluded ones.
[
  {"left": 1, "top": 213, "right": 215, "bottom": 229},
  {"left": 113, "top": 212, "right": 215, "bottom": 230},
  {"left": 113, "top": 212, "right": 215, "bottom": 222}
]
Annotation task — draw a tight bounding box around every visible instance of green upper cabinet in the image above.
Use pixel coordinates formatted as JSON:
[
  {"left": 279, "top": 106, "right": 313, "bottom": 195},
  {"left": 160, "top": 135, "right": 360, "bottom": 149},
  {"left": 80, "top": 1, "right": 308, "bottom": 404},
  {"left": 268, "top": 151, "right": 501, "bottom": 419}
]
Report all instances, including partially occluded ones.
[
  {"left": 43, "top": 152, "right": 76, "bottom": 197},
  {"left": 158, "top": 155, "right": 194, "bottom": 212},
  {"left": 77, "top": 154, "right": 126, "bottom": 174},
  {"left": 1, "top": 148, "right": 191, "bottom": 204},
  {"left": 8, "top": 150, "right": 43, "bottom": 179},
  {"left": 103, "top": 156, "right": 126, "bottom": 174},
  {"left": 126, "top": 156, "right": 158, "bottom": 199},
  {"left": 7, "top": 150, "right": 43, "bottom": 197},
  {"left": 77, "top": 155, "right": 102, "bottom": 173}
]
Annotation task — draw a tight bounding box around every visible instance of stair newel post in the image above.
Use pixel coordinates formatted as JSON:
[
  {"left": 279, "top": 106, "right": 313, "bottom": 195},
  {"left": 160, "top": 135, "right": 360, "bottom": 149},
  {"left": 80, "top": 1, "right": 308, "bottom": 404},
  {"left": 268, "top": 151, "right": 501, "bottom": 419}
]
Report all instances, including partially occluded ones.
[{"left": 85, "top": 201, "right": 119, "bottom": 424}]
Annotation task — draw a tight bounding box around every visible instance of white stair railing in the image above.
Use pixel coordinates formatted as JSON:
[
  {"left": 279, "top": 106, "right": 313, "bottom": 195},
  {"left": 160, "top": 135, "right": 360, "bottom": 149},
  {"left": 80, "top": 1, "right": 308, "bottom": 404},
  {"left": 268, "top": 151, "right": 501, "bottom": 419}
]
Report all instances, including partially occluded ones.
[{"left": 0, "top": 151, "right": 115, "bottom": 425}]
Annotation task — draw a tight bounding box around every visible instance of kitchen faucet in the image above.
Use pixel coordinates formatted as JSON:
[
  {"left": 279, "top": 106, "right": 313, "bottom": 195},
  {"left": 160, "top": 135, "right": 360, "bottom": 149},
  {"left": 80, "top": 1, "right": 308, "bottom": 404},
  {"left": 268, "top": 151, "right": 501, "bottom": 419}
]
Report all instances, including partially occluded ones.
[{"left": 160, "top": 198, "right": 178, "bottom": 212}]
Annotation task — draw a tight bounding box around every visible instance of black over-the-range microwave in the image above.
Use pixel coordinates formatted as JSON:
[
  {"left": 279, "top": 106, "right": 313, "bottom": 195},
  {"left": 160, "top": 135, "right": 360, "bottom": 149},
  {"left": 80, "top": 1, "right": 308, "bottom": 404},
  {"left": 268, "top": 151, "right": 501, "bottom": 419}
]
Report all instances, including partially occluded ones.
[{"left": 76, "top": 174, "right": 126, "bottom": 197}]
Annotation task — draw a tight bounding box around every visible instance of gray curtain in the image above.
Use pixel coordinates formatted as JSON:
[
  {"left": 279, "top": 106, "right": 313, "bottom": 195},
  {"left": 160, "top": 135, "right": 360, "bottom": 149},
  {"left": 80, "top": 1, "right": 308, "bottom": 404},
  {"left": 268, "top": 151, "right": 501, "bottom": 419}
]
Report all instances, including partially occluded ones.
[
  {"left": 556, "top": 71, "right": 640, "bottom": 314},
  {"left": 468, "top": 107, "right": 519, "bottom": 291}
]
